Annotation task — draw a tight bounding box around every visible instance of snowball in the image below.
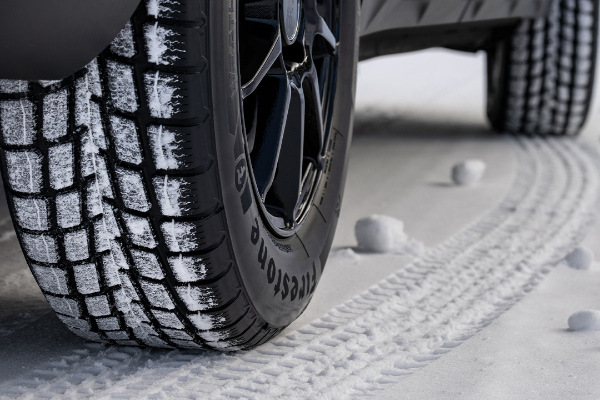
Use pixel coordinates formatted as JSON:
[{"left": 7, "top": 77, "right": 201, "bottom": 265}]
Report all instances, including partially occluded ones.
[
  {"left": 565, "top": 247, "right": 594, "bottom": 270},
  {"left": 355, "top": 215, "right": 408, "bottom": 253},
  {"left": 451, "top": 159, "right": 486, "bottom": 186},
  {"left": 568, "top": 310, "right": 600, "bottom": 331}
]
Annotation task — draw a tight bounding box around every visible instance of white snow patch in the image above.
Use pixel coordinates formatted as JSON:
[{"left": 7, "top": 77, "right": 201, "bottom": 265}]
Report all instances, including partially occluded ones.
[
  {"left": 131, "top": 324, "right": 157, "bottom": 341},
  {"left": 148, "top": 125, "right": 180, "bottom": 170},
  {"left": 169, "top": 254, "right": 207, "bottom": 283},
  {"left": 568, "top": 310, "right": 600, "bottom": 331},
  {"left": 145, "top": 71, "right": 179, "bottom": 118},
  {"left": 86, "top": 172, "right": 114, "bottom": 218},
  {"left": 81, "top": 129, "right": 108, "bottom": 178},
  {"left": 48, "top": 143, "right": 74, "bottom": 190},
  {"left": 96, "top": 317, "right": 121, "bottom": 331},
  {"left": 131, "top": 249, "right": 165, "bottom": 280},
  {"left": 162, "top": 220, "right": 198, "bottom": 252},
  {"left": 21, "top": 232, "right": 58, "bottom": 264},
  {"left": 188, "top": 314, "right": 213, "bottom": 331},
  {"left": 140, "top": 281, "right": 176, "bottom": 309},
  {"left": 37, "top": 80, "right": 63, "bottom": 88},
  {"left": 1, "top": 99, "right": 35, "bottom": 145},
  {"left": 147, "top": 0, "right": 178, "bottom": 18},
  {"left": 110, "top": 21, "right": 136, "bottom": 58},
  {"left": 109, "top": 116, "right": 143, "bottom": 165},
  {"left": 208, "top": 340, "right": 239, "bottom": 351},
  {"left": 154, "top": 175, "right": 186, "bottom": 216},
  {"left": 151, "top": 309, "right": 185, "bottom": 329},
  {"left": 198, "top": 330, "right": 226, "bottom": 343},
  {"left": 90, "top": 145, "right": 112, "bottom": 184},
  {"left": 565, "top": 247, "right": 594, "bottom": 270},
  {"left": 47, "top": 295, "right": 80, "bottom": 318},
  {"left": 115, "top": 297, "right": 149, "bottom": 330},
  {"left": 73, "top": 263, "right": 101, "bottom": 295},
  {"left": 76, "top": 82, "right": 106, "bottom": 141},
  {"left": 118, "top": 272, "right": 141, "bottom": 301},
  {"left": 176, "top": 284, "right": 216, "bottom": 312},
  {"left": 78, "top": 75, "right": 115, "bottom": 218},
  {"left": 189, "top": 313, "right": 225, "bottom": 331},
  {"left": 5, "top": 150, "right": 42, "bottom": 193},
  {"left": 64, "top": 229, "right": 90, "bottom": 262},
  {"left": 93, "top": 205, "right": 121, "bottom": 252},
  {"left": 31, "top": 264, "right": 69, "bottom": 295},
  {"left": 116, "top": 168, "right": 151, "bottom": 212},
  {"left": 114, "top": 293, "right": 148, "bottom": 330},
  {"left": 102, "top": 241, "right": 130, "bottom": 287},
  {"left": 107, "top": 61, "right": 138, "bottom": 113},
  {"left": 330, "top": 247, "right": 363, "bottom": 262},
  {"left": 43, "top": 89, "right": 68, "bottom": 141},
  {"left": 85, "top": 295, "right": 111, "bottom": 317},
  {"left": 0, "top": 79, "right": 28, "bottom": 93},
  {"left": 451, "top": 159, "right": 487, "bottom": 186},
  {"left": 13, "top": 197, "right": 48, "bottom": 231},
  {"left": 56, "top": 191, "right": 81, "bottom": 229},
  {"left": 163, "top": 328, "right": 193, "bottom": 340},
  {"left": 123, "top": 214, "right": 157, "bottom": 249},
  {"left": 145, "top": 22, "right": 181, "bottom": 65},
  {"left": 86, "top": 61, "right": 103, "bottom": 97},
  {"left": 355, "top": 214, "right": 425, "bottom": 255}
]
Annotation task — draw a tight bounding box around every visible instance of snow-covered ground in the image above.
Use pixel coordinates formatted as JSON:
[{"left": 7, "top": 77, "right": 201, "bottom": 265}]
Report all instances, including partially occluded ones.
[{"left": 1, "top": 49, "right": 600, "bottom": 398}]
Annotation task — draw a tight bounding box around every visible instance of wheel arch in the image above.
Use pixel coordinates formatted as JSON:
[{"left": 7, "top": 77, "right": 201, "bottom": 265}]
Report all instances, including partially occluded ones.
[{"left": 0, "top": 0, "right": 141, "bottom": 80}]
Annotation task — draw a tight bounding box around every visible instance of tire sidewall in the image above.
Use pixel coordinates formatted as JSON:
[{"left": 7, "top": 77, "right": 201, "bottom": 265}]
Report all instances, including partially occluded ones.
[{"left": 208, "top": 0, "right": 359, "bottom": 327}]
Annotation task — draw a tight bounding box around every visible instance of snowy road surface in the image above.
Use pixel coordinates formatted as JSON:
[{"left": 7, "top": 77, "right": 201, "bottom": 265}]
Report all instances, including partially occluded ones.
[{"left": 1, "top": 50, "right": 600, "bottom": 398}]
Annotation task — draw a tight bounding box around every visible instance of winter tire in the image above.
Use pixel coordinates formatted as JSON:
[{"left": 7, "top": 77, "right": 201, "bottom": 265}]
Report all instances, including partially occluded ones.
[
  {"left": 486, "top": 0, "right": 599, "bottom": 136},
  {"left": 0, "top": 0, "right": 359, "bottom": 350}
]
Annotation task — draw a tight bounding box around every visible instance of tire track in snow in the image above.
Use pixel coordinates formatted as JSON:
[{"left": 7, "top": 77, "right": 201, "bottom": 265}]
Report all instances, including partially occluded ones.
[{"left": 1, "top": 137, "right": 599, "bottom": 399}]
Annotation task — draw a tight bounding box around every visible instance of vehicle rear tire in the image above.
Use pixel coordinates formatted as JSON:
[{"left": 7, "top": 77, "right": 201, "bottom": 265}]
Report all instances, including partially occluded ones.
[
  {"left": 0, "top": 0, "right": 359, "bottom": 350},
  {"left": 486, "top": 0, "right": 598, "bottom": 136}
]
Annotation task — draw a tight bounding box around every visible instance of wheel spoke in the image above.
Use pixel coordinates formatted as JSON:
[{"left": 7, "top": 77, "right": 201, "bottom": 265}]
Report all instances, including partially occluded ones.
[
  {"left": 241, "top": 31, "right": 283, "bottom": 99},
  {"left": 267, "top": 86, "right": 305, "bottom": 224},
  {"left": 240, "top": 1, "right": 283, "bottom": 98},
  {"left": 243, "top": 95, "right": 259, "bottom": 152},
  {"left": 302, "top": 66, "right": 325, "bottom": 161},
  {"left": 314, "top": 16, "right": 336, "bottom": 50},
  {"left": 304, "top": 1, "right": 337, "bottom": 51},
  {"left": 251, "top": 75, "right": 292, "bottom": 196}
]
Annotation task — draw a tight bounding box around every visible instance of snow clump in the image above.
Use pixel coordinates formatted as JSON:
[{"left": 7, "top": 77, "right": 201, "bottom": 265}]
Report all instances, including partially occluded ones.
[
  {"left": 451, "top": 159, "right": 486, "bottom": 186},
  {"left": 355, "top": 215, "right": 424, "bottom": 255},
  {"left": 565, "top": 247, "right": 594, "bottom": 270},
  {"left": 568, "top": 310, "right": 600, "bottom": 331}
]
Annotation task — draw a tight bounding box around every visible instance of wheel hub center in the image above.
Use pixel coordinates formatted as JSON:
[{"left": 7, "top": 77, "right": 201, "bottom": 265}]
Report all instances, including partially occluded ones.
[{"left": 282, "top": 0, "right": 301, "bottom": 44}]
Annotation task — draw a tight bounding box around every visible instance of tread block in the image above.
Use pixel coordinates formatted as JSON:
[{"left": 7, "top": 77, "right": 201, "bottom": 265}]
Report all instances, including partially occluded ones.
[{"left": 144, "top": 71, "right": 209, "bottom": 121}]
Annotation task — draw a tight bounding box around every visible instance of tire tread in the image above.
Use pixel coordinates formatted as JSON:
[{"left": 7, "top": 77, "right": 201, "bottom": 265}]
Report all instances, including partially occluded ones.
[{"left": 0, "top": 0, "right": 275, "bottom": 351}]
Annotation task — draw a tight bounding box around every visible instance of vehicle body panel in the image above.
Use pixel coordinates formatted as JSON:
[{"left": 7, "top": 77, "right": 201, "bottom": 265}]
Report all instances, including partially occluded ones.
[
  {"left": 0, "top": 0, "right": 549, "bottom": 80},
  {"left": 360, "top": 0, "right": 548, "bottom": 36},
  {"left": 0, "top": 0, "right": 140, "bottom": 80},
  {"left": 359, "top": 0, "right": 550, "bottom": 60}
]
